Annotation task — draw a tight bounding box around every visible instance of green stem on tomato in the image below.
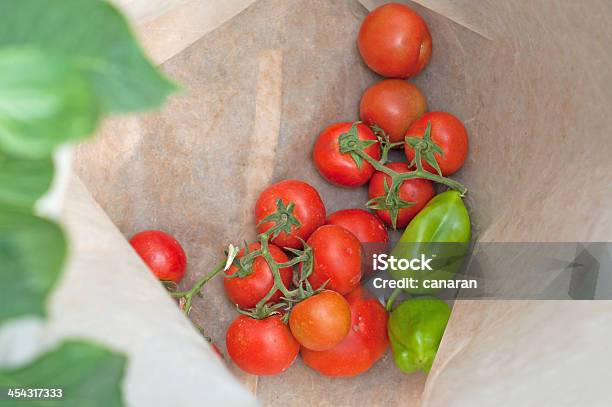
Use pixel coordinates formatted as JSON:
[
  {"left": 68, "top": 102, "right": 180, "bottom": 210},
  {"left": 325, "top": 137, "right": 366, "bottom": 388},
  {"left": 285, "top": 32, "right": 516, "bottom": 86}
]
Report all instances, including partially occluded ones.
[
  {"left": 355, "top": 148, "right": 468, "bottom": 195},
  {"left": 259, "top": 234, "right": 293, "bottom": 299},
  {"left": 172, "top": 260, "right": 226, "bottom": 315},
  {"left": 379, "top": 141, "right": 404, "bottom": 165}
]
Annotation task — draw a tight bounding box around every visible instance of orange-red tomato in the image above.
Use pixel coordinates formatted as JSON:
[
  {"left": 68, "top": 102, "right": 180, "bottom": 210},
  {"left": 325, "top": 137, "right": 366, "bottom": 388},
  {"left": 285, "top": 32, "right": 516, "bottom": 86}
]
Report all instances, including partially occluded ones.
[
  {"left": 405, "top": 112, "right": 469, "bottom": 176},
  {"left": 368, "top": 162, "right": 435, "bottom": 228},
  {"left": 226, "top": 315, "right": 299, "bottom": 375},
  {"left": 223, "top": 242, "right": 292, "bottom": 309},
  {"left": 129, "top": 230, "right": 187, "bottom": 283},
  {"left": 360, "top": 80, "right": 427, "bottom": 143},
  {"left": 289, "top": 290, "right": 351, "bottom": 351},
  {"left": 305, "top": 225, "right": 362, "bottom": 295},
  {"left": 255, "top": 180, "right": 326, "bottom": 249},
  {"left": 358, "top": 3, "right": 432, "bottom": 78},
  {"left": 301, "top": 287, "right": 389, "bottom": 377},
  {"left": 313, "top": 122, "right": 381, "bottom": 187}
]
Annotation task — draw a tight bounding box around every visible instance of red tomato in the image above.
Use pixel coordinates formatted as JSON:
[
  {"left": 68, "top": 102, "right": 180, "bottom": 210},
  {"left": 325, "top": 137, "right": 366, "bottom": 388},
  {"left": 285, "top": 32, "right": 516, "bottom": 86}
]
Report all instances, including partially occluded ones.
[
  {"left": 305, "top": 225, "right": 362, "bottom": 295},
  {"left": 326, "top": 209, "right": 388, "bottom": 245},
  {"left": 223, "top": 242, "right": 292, "bottom": 309},
  {"left": 313, "top": 122, "right": 381, "bottom": 187},
  {"left": 368, "top": 162, "right": 435, "bottom": 228},
  {"left": 358, "top": 3, "right": 432, "bottom": 78},
  {"left": 326, "top": 209, "right": 388, "bottom": 277},
  {"left": 405, "top": 111, "right": 469, "bottom": 176},
  {"left": 226, "top": 315, "right": 299, "bottom": 375},
  {"left": 129, "top": 230, "right": 186, "bottom": 283},
  {"left": 301, "top": 287, "right": 389, "bottom": 377},
  {"left": 360, "top": 79, "right": 427, "bottom": 143},
  {"left": 289, "top": 290, "right": 351, "bottom": 351},
  {"left": 255, "top": 180, "right": 326, "bottom": 249}
]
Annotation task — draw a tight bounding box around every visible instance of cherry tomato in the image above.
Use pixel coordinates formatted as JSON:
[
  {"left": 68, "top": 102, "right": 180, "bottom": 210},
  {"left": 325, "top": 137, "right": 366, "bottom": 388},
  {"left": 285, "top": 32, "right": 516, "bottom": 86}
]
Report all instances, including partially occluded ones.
[
  {"left": 255, "top": 180, "right": 326, "bottom": 249},
  {"left": 305, "top": 225, "right": 362, "bottom": 295},
  {"left": 326, "top": 208, "right": 388, "bottom": 245},
  {"left": 223, "top": 242, "right": 292, "bottom": 309},
  {"left": 358, "top": 3, "right": 432, "bottom": 78},
  {"left": 313, "top": 122, "right": 381, "bottom": 187},
  {"left": 226, "top": 315, "right": 299, "bottom": 375},
  {"left": 405, "top": 111, "right": 469, "bottom": 176},
  {"left": 301, "top": 287, "right": 389, "bottom": 377},
  {"left": 368, "top": 162, "right": 435, "bottom": 229},
  {"left": 289, "top": 290, "right": 351, "bottom": 351},
  {"left": 129, "top": 230, "right": 186, "bottom": 283},
  {"left": 360, "top": 79, "right": 427, "bottom": 143}
]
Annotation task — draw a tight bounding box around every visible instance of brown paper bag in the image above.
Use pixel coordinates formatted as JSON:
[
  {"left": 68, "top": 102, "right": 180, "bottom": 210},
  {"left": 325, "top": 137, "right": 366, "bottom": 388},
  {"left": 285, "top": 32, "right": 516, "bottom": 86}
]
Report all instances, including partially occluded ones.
[{"left": 72, "top": 0, "right": 612, "bottom": 405}]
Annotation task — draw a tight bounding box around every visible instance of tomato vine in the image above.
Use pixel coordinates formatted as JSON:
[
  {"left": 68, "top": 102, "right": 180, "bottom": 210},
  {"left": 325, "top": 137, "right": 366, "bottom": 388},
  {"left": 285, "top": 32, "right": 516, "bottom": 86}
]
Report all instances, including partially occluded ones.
[
  {"left": 171, "top": 197, "right": 327, "bottom": 324},
  {"left": 173, "top": 120, "right": 468, "bottom": 323},
  {"left": 339, "top": 121, "right": 468, "bottom": 229}
]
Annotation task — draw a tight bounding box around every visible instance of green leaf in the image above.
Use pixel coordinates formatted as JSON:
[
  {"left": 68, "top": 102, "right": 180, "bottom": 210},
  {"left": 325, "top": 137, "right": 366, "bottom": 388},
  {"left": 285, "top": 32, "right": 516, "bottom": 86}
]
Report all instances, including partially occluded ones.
[
  {"left": 0, "top": 150, "right": 54, "bottom": 208},
  {"left": 0, "top": 340, "right": 126, "bottom": 407},
  {"left": 0, "top": 0, "right": 177, "bottom": 113},
  {"left": 0, "top": 47, "right": 100, "bottom": 158},
  {"left": 0, "top": 204, "right": 66, "bottom": 323}
]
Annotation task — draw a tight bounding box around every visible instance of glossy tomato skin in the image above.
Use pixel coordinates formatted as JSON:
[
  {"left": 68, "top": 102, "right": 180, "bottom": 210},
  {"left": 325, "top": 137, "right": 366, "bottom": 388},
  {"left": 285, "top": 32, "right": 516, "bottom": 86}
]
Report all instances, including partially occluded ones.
[
  {"left": 326, "top": 208, "right": 388, "bottom": 244},
  {"left": 129, "top": 230, "right": 187, "bottom": 283},
  {"left": 289, "top": 290, "right": 351, "bottom": 351},
  {"left": 255, "top": 180, "right": 326, "bottom": 249},
  {"left": 368, "top": 162, "right": 435, "bottom": 229},
  {"left": 302, "top": 287, "right": 389, "bottom": 377},
  {"left": 313, "top": 122, "right": 381, "bottom": 187},
  {"left": 223, "top": 243, "right": 292, "bottom": 309},
  {"left": 405, "top": 111, "right": 469, "bottom": 176},
  {"left": 358, "top": 3, "right": 432, "bottom": 78},
  {"left": 226, "top": 315, "right": 299, "bottom": 375},
  {"left": 360, "top": 80, "right": 427, "bottom": 143},
  {"left": 305, "top": 225, "right": 362, "bottom": 295},
  {"left": 326, "top": 209, "right": 389, "bottom": 277}
]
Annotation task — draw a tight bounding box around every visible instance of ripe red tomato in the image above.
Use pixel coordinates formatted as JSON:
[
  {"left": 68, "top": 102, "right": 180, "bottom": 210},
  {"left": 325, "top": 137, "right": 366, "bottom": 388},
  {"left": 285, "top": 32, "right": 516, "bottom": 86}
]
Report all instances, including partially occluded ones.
[
  {"left": 255, "top": 180, "right": 326, "bottom": 249},
  {"left": 358, "top": 3, "right": 432, "bottom": 78},
  {"left": 326, "top": 209, "right": 388, "bottom": 277},
  {"left": 129, "top": 230, "right": 187, "bottom": 283},
  {"left": 289, "top": 290, "right": 351, "bottom": 351},
  {"left": 223, "top": 242, "right": 292, "bottom": 309},
  {"left": 326, "top": 209, "right": 388, "bottom": 245},
  {"left": 368, "top": 162, "right": 435, "bottom": 228},
  {"left": 360, "top": 79, "right": 427, "bottom": 143},
  {"left": 405, "top": 111, "right": 469, "bottom": 176},
  {"left": 226, "top": 315, "right": 299, "bottom": 375},
  {"left": 301, "top": 287, "right": 389, "bottom": 377},
  {"left": 305, "top": 225, "right": 362, "bottom": 295},
  {"left": 313, "top": 122, "right": 381, "bottom": 187}
]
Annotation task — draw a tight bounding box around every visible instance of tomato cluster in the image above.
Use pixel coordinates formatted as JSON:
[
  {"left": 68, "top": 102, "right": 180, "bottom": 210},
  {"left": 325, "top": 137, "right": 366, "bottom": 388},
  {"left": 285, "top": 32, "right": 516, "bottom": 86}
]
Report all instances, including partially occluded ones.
[
  {"left": 224, "top": 179, "right": 389, "bottom": 376},
  {"left": 130, "top": 2, "right": 471, "bottom": 380},
  {"left": 314, "top": 3, "right": 470, "bottom": 230}
]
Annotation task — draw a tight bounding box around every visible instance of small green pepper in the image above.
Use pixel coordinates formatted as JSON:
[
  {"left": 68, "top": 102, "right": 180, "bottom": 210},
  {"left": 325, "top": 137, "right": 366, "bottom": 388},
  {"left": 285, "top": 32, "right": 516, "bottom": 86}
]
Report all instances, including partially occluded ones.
[
  {"left": 388, "top": 297, "right": 451, "bottom": 373},
  {"left": 389, "top": 190, "right": 471, "bottom": 294}
]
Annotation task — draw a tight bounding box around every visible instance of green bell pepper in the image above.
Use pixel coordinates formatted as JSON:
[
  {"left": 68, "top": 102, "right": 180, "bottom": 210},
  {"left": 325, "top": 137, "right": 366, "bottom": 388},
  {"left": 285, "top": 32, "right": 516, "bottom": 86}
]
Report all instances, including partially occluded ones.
[
  {"left": 388, "top": 297, "right": 451, "bottom": 373},
  {"left": 389, "top": 190, "right": 471, "bottom": 294}
]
